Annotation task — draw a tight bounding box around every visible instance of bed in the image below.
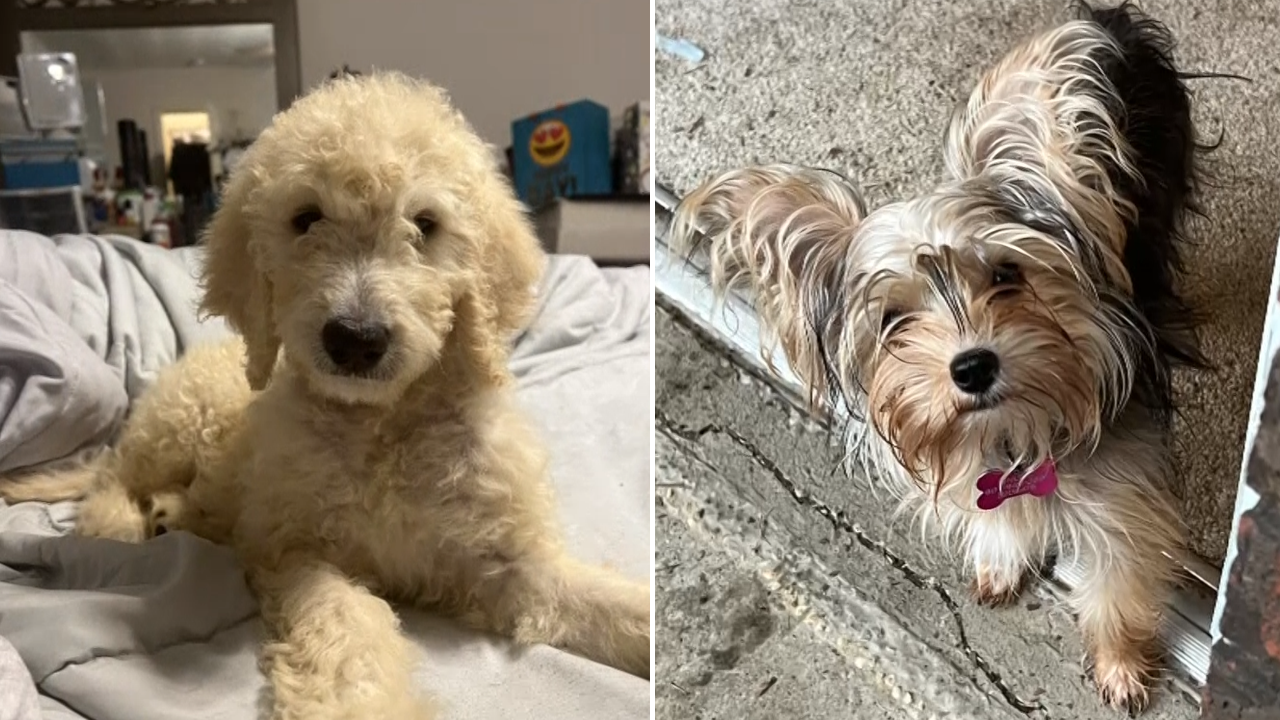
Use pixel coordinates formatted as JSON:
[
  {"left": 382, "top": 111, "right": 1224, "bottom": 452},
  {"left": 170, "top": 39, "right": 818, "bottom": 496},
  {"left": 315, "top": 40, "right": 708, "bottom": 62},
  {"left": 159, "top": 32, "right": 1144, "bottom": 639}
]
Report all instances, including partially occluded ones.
[{"left": 0, "top": 229, "right": 651, "bottom": 720}]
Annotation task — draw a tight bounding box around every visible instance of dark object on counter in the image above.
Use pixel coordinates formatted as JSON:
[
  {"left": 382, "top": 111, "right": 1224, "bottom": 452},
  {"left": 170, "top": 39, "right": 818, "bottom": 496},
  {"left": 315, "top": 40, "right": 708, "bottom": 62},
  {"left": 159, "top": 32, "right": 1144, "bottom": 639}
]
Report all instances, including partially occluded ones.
[
  {"left": 169, "top": 141, "right": 214, "bottom": 243},
  {"left": 169, "top": 142, "right": 212, "bottom": 198},
  {"left": 138, "top": 129, "right": 151, "bottom": 186},
  {"left": 117, "top": 119, "right": 146, "bottom": 191},
  {"left": 613, "top": 102, "right": 649, "bottom": 195}
]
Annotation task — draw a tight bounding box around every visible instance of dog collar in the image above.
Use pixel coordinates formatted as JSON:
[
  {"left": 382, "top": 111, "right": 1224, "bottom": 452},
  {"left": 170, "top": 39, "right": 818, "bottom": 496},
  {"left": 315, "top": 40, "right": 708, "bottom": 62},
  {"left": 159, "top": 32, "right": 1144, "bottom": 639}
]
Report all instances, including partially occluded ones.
[{"left": 976, "top": 459, "right": 1058, "bottom": 510}]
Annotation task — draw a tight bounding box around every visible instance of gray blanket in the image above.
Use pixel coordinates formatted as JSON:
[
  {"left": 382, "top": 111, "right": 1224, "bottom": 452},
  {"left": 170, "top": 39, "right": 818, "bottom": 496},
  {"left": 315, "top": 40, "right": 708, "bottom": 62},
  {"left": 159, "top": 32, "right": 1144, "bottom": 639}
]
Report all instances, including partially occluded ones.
[
  {"left": 0, "top": 230, "right": 229, "bottom": 474},
  {"left": 0, "top": 231, "right": 651, "bottom": 719}
]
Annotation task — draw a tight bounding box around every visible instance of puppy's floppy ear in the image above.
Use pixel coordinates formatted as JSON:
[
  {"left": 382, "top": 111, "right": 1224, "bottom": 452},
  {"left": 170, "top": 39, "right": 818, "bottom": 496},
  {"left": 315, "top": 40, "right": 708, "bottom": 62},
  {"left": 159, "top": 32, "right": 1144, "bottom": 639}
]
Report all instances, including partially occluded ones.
[
  {"left": 479, "top": 187, "right": 547, "bottom": 335},
  {"left": 198, "top": 165, "right": 281, "bottom": 391},
  {"left": 454, "top": 182, "right": 546, "bottom": 384},
  {"left": 668, "top": 164, "right": 864, "bottom": 410}
]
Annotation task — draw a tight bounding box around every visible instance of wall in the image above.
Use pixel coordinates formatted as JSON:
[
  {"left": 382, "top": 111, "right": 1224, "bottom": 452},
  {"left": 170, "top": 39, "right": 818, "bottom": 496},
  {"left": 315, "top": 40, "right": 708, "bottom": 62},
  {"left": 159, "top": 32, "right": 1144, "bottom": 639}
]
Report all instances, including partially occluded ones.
[
  {"left": 87, "top": 65, "right": 276, "bottom": 176},
  {"left": 295, "top": 0, "right": 650, "bottom": 151},
  {"left": 1212, "top": 233, "right": 1280, "bottom": 645}
]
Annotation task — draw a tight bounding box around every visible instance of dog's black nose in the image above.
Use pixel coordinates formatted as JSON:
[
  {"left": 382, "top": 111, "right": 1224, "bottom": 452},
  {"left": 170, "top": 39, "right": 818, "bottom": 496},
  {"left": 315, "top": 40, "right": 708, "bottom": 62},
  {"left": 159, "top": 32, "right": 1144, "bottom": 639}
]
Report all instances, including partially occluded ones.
[
  {"left": 949, "top": 348, "right": 1000, "bottom": 395},
  {"left": 322, "top": 318, "right": 390, "bottom": 374}
]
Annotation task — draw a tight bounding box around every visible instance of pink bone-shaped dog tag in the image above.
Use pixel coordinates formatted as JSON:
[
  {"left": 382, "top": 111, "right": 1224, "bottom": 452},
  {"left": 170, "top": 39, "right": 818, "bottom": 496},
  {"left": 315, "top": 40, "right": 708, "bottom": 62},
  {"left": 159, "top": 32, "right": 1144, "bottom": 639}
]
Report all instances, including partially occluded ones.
[{"left": 975, "top": 459, "right": 1059, "bottom": 511}]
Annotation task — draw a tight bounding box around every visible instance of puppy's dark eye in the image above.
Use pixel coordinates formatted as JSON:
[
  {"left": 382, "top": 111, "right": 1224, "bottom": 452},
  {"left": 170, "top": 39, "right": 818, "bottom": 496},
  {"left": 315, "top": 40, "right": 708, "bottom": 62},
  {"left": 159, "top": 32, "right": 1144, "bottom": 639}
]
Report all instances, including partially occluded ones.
[
  {"left": 413, "top": 213, "right": 438, "bottom": 237},
  {"left": 881, "top": 309, "right": 904, "bottom": 333},
  {"left": 992, "top": 262, "right": 1022, "bottom": 287},
  {"left": 291, "top": 208, "right": 323, "bottom": 234}
]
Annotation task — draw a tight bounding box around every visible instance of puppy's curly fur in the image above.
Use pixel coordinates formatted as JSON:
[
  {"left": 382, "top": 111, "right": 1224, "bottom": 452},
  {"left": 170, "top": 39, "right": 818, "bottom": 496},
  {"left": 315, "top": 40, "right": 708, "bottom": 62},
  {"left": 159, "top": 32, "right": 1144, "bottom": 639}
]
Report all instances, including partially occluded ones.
[{"left": 3, "top": 72, "right": 650, "bottom": 718}]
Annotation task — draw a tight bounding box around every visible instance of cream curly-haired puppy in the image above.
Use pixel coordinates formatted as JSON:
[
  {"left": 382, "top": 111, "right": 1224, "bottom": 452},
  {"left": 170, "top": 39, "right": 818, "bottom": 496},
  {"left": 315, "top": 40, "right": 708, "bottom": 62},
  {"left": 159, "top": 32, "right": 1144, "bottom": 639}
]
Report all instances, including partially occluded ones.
[{"left": 2, "top": 72, "right": 651, "bottom": 718}]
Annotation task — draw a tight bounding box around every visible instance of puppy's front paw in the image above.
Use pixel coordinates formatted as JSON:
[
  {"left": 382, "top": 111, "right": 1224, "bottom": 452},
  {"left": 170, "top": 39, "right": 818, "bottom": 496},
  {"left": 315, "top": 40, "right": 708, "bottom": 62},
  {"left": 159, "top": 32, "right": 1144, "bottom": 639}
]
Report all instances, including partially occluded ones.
[
  {"left": 970, "top": 563, "right": 1025, "bottom": 606},
  {"left": 1088, "top": 644, "right": 1154, "bottom": 716},
  {"left": 147, "top": 491, "right": 187, "bottom": 538}
]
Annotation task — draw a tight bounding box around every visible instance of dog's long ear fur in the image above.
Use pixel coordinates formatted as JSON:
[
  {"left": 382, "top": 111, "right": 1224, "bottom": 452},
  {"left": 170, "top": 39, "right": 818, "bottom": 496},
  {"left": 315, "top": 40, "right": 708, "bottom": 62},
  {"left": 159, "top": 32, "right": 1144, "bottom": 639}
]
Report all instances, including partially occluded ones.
[
  {"left": 668, "top": 164, "right": 865, "bottom": 410},
  {"left": 480, "top": 186, "right": 546, "bottom": 336},
  {"left": 943, "top": 3, "right": 1208, "bottom": 422},
  {"left": 941, "top": 16, "right": 1137, "bottom": 289},
  {"left": 457, "top": 181, "right": 546, "bottom": 384},
  {"left": 198, "top": 166, "right": 281, "bottom": 391}
]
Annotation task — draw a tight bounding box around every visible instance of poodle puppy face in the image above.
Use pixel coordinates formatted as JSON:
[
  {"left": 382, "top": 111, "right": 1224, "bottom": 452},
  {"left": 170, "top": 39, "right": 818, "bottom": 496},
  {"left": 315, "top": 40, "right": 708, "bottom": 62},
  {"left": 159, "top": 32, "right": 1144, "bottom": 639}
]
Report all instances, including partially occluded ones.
[
  {"left": 200, "top": 73, "right": 546, "bottom": 404},
  {"left": 256, "top": 160, "right": 461, "bottom": 405}
]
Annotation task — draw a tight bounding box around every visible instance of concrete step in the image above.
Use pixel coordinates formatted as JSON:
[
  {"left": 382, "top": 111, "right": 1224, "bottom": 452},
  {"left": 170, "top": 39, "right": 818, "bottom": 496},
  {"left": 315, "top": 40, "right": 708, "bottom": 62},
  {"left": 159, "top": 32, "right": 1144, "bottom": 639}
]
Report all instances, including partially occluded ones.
[{"left": 655, "top": 307, "right": 1202, "bottom": 720}]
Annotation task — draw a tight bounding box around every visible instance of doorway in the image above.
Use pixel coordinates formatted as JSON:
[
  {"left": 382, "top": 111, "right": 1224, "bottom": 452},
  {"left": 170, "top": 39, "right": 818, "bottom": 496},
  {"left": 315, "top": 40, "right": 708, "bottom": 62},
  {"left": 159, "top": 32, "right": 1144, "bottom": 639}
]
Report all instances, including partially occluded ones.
[{"left": 0, "top": 0, "right": 298, "bottom": 244}]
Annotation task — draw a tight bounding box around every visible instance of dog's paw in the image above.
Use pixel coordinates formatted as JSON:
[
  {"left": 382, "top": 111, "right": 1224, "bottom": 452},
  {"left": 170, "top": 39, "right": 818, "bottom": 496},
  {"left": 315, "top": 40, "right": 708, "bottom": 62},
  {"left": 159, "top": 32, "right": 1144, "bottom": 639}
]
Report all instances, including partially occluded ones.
[
  {"left": 970, "top": 563, "right": 1024, "bottom": 606},
  {"left": 1088, "top": 644, "right": 1154, "bottom": 716},
  {"left": 146, "top": 491, "right": 187, "bottom": 538}
]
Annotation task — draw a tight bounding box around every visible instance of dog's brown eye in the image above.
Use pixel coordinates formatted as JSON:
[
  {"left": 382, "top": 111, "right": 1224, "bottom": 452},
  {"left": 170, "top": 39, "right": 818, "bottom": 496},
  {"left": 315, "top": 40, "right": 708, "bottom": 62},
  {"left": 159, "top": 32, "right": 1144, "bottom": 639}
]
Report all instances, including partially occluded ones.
[
  {"left": 291, "top": 209, "right": 323, "bottom": 234},
  {"left": 992, "top": 262, "right": 1021, "bottom": 287},
  {"left": 881, "top": 309, "right": 904, "bottom": 333},
  {"left": 413, "top": 213, "right": 438, "bottom": 237}
]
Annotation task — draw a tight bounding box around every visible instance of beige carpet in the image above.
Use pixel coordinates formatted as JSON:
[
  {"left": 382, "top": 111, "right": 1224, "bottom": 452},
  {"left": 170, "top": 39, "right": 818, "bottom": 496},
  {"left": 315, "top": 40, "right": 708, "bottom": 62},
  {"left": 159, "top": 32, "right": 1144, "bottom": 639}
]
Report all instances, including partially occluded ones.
[{"left": 655, "top": 0, "right": 1280, "bottom": 562}]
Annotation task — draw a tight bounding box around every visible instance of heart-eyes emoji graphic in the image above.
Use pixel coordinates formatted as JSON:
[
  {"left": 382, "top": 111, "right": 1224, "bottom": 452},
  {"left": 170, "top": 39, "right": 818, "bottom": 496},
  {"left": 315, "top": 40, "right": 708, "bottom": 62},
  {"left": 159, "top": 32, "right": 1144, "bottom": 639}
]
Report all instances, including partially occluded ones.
[{"left": 529, "top": 119, "right": 571, "bottom": 167}]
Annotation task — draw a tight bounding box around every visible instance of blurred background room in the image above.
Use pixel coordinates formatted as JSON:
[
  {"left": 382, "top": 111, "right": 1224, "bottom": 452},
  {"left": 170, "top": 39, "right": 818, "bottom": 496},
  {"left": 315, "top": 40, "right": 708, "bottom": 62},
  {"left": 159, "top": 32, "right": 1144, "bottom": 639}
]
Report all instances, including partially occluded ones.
[{"left": 0, "top": 0, "right": 649, "bottom": 264}]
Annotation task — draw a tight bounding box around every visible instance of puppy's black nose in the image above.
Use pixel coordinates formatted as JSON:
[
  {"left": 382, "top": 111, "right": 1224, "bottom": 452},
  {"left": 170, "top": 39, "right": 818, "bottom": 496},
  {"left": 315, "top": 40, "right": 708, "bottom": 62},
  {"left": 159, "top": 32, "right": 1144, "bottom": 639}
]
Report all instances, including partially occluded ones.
[
  {"left": 949, "top": 348, "right": 1000, "bottom": 395},
  {"left": 322, "top": 318, "right": 390, "bottom": 374}
]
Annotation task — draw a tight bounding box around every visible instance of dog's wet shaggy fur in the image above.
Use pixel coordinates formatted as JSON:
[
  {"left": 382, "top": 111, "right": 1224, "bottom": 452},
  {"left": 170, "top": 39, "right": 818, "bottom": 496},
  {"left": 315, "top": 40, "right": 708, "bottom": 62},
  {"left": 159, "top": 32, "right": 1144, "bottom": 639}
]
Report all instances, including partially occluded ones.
[{"left": 669, "top": 3, "right": 1210, "bottom": 712}]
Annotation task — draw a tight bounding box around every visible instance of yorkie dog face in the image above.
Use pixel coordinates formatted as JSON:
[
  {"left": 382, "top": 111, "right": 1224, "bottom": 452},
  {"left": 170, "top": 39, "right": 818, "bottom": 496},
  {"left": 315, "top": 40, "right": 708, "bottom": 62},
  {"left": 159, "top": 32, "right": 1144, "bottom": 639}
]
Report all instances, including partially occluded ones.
[
  {"left": 845, "top": 190, "right": 1122, "bottom": 482},
  {"left": 672, "top": 11, "right": 1204, "bottom": 496}
]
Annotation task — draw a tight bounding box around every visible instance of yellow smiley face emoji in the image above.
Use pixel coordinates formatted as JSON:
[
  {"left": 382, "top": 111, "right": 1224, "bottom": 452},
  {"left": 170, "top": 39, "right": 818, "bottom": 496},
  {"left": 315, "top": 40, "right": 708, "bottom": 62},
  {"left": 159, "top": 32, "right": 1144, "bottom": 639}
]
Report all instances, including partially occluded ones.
[{"left": 529, "top": 119, "right": 571, "bottom": 167}]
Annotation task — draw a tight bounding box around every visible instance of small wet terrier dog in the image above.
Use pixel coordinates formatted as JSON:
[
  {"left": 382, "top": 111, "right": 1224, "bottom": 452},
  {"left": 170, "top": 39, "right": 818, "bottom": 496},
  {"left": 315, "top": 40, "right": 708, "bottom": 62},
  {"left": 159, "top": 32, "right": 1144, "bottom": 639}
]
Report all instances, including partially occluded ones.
[{"left": 671, "top": 2, "right": 1216, "bottom": 712}]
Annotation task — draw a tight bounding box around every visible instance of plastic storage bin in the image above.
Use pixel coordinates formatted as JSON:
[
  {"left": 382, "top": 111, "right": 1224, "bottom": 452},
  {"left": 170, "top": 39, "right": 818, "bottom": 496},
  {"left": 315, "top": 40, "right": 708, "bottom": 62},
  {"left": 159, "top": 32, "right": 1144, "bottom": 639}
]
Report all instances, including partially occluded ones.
[{"left": 0, "top": 185, "right": 87, "bottom": 236}]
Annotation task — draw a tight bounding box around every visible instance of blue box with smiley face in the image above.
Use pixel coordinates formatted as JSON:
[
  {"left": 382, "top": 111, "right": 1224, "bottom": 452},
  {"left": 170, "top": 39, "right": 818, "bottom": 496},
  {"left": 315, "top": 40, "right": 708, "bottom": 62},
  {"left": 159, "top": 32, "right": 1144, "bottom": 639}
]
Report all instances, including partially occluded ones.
[{"left": 511, "top": 99, "right": 613, "bottom": 211}]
